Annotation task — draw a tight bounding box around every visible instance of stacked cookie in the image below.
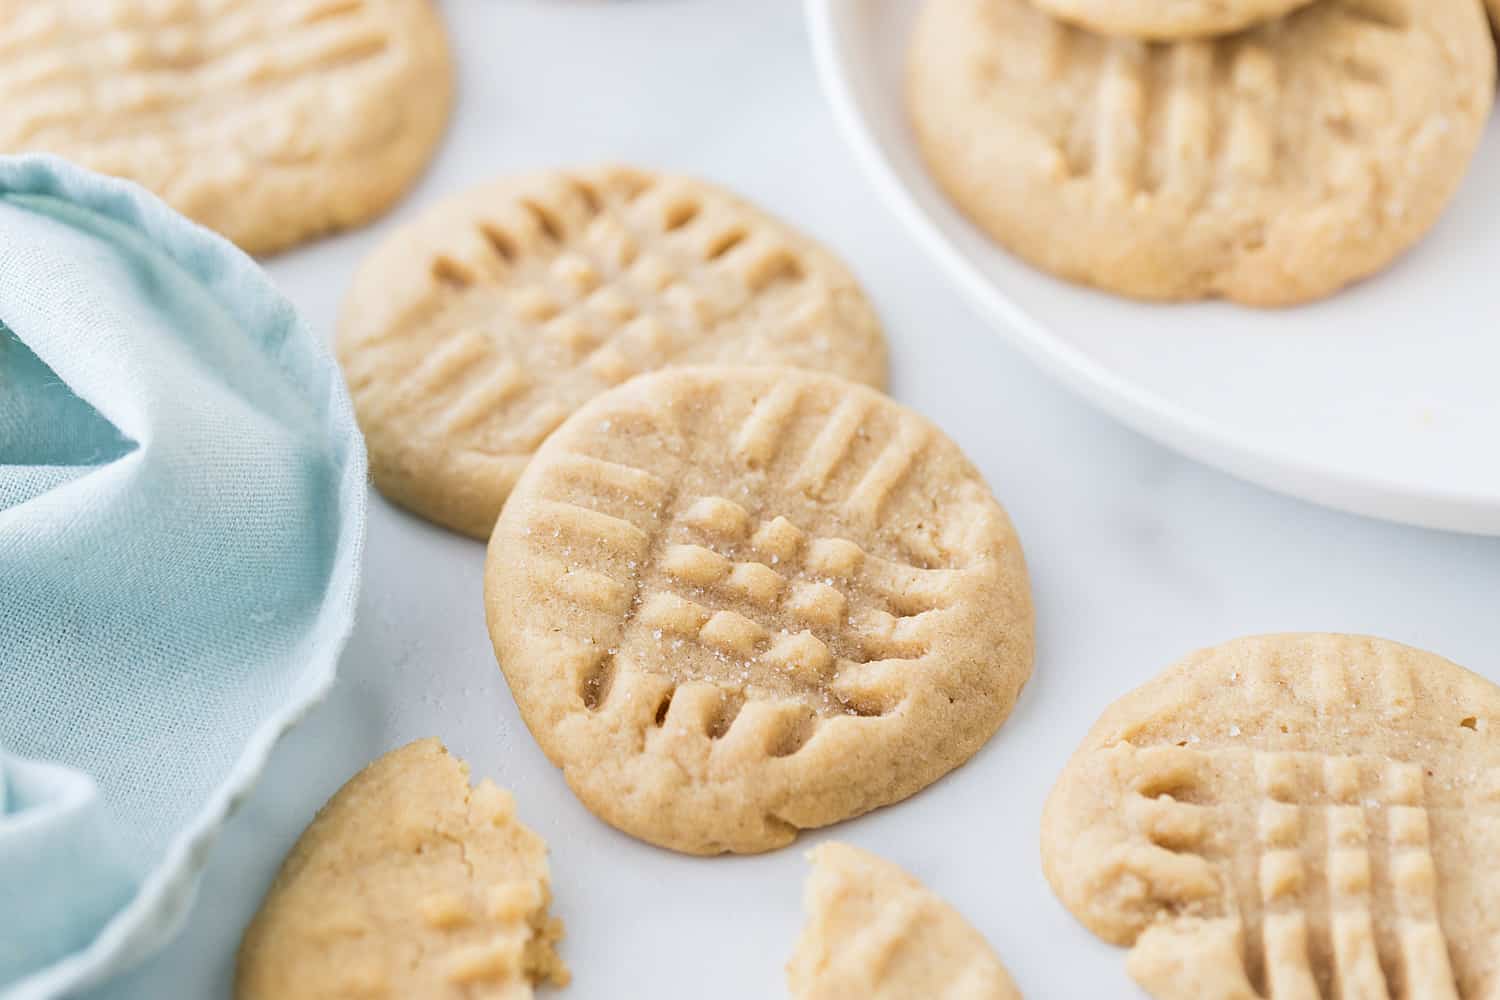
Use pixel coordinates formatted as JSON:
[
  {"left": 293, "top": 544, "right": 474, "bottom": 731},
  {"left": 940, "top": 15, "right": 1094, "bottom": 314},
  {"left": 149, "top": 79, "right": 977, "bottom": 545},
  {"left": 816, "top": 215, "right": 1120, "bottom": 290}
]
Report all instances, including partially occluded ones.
[
  {"left": 908, "top": 0, "right": 1496, "bottom": 305},
  {"left": 337, "top": 166, "right": 1036, "bottom": 855},
  {"left": 234, "top": 164, "right": 1036, "bottom": 996},
  {"left": 338, "top": 166, "right": 887, "bottom": 538}
]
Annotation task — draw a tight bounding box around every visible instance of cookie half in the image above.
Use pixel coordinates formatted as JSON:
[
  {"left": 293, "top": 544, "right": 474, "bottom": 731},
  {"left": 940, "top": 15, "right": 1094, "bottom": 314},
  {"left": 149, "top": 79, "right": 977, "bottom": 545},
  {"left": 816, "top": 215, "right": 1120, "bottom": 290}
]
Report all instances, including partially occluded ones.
[
  {"left": 338, "top": 166, "right": 888, "bottom": 539},
  {"left": 236, "top": 739, "right": 567, "bottom": 1000},
  {"left": 1028, "top": 0, "right": 1315, "bottom": 40},
  {"left": 1042, "top": 634, "right": 1500, "bottom": 1000},
  {"left": 789, "top": 843, "right": 1022, "bottom": 999},
  {"left": 0, "top": 0, "right": 453, "bottom": 254},
  {"left": 908, "top": 0, "right": 1495, "bottom": 305},
  {"left": 484, "top": 367, "right": 1033, "bottom": 854}
]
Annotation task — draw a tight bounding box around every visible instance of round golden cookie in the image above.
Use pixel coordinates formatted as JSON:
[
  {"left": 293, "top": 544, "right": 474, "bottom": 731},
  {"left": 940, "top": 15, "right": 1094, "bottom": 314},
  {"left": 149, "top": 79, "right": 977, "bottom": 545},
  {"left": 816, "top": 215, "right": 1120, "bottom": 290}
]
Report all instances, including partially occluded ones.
[
  {"left": 789, "top": 843, "right": 1022, "bottom": 999},
  {"left": 0, "top": 0, "right": 452, "bottom": 255},
  {"left": 908, "top": 0, "right": 1496, "bottom": 305},
  {"left": 484, "top": 366, "right": 1033, "bottom": 855},
  {"left": 1042, "top": 634, "right": 1500, "bottom": 1000},
  {"left": 1029, "top": 0, "right": 1316, "bottom": 40},
  {"left": 338, "top": 166, "right": 888, "bottom": 539},
  {"left": 236, "top": 739, "right": 568, "bottom": 1000}
]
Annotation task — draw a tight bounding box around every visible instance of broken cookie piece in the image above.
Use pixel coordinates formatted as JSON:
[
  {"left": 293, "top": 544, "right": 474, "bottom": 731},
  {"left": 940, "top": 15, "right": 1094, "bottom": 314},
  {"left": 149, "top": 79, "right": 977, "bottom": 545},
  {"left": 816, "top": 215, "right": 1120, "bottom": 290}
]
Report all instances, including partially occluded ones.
[
  {"left": 789, "top": 842, "right": 1021, "bottom": 999},
  {"left": 236, "top": 738, "right": 566, "bottom": 999}
]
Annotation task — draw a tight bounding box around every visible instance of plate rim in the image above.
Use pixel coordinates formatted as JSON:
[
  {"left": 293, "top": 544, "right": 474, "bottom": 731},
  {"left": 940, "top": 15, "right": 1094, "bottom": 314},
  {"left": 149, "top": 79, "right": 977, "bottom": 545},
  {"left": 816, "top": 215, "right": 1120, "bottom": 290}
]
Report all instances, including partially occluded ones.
[{"left": 803, "top": 0, "right": 1500, "bottom": 536}]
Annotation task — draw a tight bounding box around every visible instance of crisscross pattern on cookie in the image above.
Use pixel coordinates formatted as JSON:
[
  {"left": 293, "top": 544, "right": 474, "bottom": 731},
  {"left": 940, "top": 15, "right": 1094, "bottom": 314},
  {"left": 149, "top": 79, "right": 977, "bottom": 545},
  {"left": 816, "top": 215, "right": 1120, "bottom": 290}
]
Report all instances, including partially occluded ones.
[
  {"left": 1117, "top": 744, "right": 1469, "bottom": 998},
  {"left": 0, "top": 0, "right": 450, "bottom": 253},
  {"left": 1047, "top": 635, "right": 1500, "bottom": 999},
  {"left": 486, "top": 368, "right": 1030, "bottom": 852},
  {"left": 511, "top": 383, "right": 971, "bottom": 740},
  {"left": 1, "top": 0, "right": 393, "bottom": 147},
  {"left": 909, "top": 0, "right": 1494, "bottom": 303},
  {"left": 353, "top": 168, "right": 817, "bottom": 444},
  {"left": 976, "top": 0, "right": 1417, "bottom": 201},
  {"left": 554, "top": 485, "right": 959, "bottom": 722},
  {"left": 340, "top": 167, "right": 884, "bottom": 537}
]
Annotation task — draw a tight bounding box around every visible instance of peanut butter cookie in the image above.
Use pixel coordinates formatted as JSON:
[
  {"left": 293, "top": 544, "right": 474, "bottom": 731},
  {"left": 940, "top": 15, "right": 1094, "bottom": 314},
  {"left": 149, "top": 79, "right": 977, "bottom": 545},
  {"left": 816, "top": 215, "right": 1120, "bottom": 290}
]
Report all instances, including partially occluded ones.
[{"left": 484, "top": 367, "right": 1032, "bottom": 854}]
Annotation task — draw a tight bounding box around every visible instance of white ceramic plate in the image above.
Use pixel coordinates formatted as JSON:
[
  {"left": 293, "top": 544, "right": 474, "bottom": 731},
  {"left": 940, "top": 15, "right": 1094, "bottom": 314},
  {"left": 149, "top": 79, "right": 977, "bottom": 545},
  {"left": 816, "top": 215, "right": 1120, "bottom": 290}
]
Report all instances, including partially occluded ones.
[{"left": 807, "top": 0, "right": 1500, "bottom": 536}]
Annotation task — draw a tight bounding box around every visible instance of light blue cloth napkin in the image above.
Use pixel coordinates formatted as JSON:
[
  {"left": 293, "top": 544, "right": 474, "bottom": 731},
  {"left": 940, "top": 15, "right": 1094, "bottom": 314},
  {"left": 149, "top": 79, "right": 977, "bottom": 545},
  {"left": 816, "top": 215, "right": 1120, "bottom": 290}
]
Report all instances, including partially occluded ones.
[{"left": 0, "top": 156, "right": 366, "bottom": 999}]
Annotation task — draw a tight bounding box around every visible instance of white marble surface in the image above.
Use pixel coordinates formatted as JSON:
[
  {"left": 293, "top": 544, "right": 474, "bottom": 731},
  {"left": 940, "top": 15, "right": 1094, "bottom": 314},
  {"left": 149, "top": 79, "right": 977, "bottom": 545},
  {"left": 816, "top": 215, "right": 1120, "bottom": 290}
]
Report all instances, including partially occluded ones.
[{"left": 90, "top": 3, "right": 1500, "bottom": 998}]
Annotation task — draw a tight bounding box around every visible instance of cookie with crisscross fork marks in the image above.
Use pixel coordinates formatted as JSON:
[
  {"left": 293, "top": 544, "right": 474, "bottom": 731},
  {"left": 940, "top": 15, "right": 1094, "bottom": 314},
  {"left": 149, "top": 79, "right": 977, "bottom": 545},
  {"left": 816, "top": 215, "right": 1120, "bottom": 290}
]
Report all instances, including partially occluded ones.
[
  {"left": 339, "top": 166, "right": 887, "bottom": 539},
  {"left": 1042, "top": 634, "right": 1500, "bottom": 1000},
  {"left": 0, "top": 0, "right": 452, "bottom": 254},
  {"left": 908, "top": 0, "right": 1494, "bottom": 305},
  {"left": 788, "top": 843, "right": 1022, "bottom": 999},
  {"left": 236, "top": 739, "right": 568, "bottom": 1000},
  {"left": 483, "top": 367, "right": 1032, "bottom": 854}
]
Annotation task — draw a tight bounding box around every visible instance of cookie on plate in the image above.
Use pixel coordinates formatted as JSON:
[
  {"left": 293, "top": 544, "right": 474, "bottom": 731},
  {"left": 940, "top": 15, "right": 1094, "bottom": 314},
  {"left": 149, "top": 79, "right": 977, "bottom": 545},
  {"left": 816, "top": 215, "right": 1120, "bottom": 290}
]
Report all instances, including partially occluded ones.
[
  {"left": 1027, "top": 0, "right": 1315, "bottom": 40},
  {"left": 236, "top": 739, "right": 567, "bottom": 1000},
  {"left": 1042, "top": 634, "right": 1500, "bottom": 1000},
  {"left": 483, "top": 366, "right": 1032, "bottom": 854},
  {"left": 908, "top": 0, "right": 1496, "bottom": 305},
  {"left": 0, "top": 0, "right": 452, "bottom": 254},
  {"left": 788, "top": 842, "right": 1022, "bottom": 999},
  {"left": 338, "top": 166, "right": 888, "bottom": 539}
]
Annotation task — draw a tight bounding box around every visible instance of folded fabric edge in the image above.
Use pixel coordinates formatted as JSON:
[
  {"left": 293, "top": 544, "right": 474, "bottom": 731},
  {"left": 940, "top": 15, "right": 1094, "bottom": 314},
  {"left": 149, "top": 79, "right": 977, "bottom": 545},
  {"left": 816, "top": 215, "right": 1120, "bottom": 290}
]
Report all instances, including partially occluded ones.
[
  {"left": 0, "top": 754, "right": 137, "bottom": 987},
  {"left": 0, "top": 154, "right": 369, "bottom": 1000}
]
